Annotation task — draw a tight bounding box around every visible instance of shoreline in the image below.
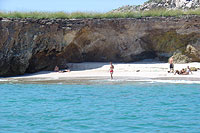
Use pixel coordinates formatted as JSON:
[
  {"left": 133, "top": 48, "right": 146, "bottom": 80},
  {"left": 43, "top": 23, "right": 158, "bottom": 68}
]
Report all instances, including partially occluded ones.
[{"left": 1, "top": 62, "right": 200, "bottom": 84}]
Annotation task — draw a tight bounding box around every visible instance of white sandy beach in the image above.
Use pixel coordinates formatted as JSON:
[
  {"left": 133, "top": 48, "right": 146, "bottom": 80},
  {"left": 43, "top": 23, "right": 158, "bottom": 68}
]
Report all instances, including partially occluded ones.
[{"left": 1, "top": 61, "right": 200, "bottom": 84}]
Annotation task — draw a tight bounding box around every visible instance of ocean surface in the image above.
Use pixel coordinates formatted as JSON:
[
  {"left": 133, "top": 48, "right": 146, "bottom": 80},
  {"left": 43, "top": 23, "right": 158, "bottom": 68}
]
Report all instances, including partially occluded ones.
[{"left": 0, "top": 83, "right": 200, "bottom": 132}]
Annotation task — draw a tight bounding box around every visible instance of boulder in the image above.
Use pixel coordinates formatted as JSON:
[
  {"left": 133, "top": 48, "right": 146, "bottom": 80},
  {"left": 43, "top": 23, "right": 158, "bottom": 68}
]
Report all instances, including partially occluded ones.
[
  {"left": 190, "top": 67, "right": 198, "bottom": 71},
  {"left": 186, "top": 44, "right": 200, "bottom": 62},
  {"left": 172, "top": 53, "right": 191, "bottom": 63}
]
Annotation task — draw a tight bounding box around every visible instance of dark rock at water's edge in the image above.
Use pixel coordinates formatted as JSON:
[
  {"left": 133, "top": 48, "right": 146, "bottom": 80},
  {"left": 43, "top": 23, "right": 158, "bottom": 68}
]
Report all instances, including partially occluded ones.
[{"left": 0, "top": 16, "right": 200, "bottom": 76}]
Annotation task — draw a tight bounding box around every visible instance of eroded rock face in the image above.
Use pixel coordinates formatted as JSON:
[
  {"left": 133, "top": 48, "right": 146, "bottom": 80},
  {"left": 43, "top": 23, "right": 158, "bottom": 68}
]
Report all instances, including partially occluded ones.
[{"left": 0, "top": 16, "right": 200, "bottom": 76}]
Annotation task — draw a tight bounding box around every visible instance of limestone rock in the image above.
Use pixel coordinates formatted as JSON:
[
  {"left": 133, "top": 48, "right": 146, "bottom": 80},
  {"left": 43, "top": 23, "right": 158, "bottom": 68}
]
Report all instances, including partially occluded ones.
[
  {"left": 112, "top": 0, "right": 200, "bottom": 12},
  {"left": 172, "top": 53, "right": 191, "bottom": 63},
  {"left": 190, "top": 67, "right": 198, "bottom": 71},
  {"left": 186, "top": 44, "right": 200, "bottom": 62},
  {"left": 141, "top": 0, "right": 200, "bottom": 10}
]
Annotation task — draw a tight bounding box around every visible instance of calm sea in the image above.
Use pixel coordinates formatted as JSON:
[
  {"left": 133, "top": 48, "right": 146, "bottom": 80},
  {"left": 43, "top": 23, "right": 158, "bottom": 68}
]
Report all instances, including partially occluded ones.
[{"left": 0, "top": 83, "right": 200, "bottom": 132}]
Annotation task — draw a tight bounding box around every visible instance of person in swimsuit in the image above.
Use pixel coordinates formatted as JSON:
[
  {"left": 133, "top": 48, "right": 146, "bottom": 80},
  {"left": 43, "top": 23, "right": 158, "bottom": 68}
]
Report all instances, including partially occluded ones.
[
  {"left": 109, "top": 62, "right": 114, "bottom": 79},
  {"left": 183, "top": 66, "right": 192, "bottom": 75},
  {"left": 169, "top": 57, "right": 174, "bottom": 73},
  {"left": 174, "top": 70, "right": 180, "bottom": 75},
  {"left": 54, "top": 66, "right": 59, "bottom": 72}
]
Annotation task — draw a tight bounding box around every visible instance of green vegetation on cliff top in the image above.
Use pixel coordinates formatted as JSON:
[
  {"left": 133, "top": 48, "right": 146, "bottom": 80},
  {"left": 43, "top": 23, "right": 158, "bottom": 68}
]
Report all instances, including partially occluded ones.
[{"left": 0, "top": 9, "right": 200, "bottom": 19}]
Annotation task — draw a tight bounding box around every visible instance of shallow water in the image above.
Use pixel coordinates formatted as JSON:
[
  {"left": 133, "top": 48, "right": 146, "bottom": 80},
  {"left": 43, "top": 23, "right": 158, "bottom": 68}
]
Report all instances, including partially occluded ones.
[{"left": 0, "top": 83, "right": 200, "bottom": 132}]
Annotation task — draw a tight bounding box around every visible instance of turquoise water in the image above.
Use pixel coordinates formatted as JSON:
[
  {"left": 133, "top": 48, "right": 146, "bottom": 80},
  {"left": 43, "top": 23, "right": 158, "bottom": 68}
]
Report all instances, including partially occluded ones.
[{"left": 0, "top": 83, "right": 200, "bottom": 132}]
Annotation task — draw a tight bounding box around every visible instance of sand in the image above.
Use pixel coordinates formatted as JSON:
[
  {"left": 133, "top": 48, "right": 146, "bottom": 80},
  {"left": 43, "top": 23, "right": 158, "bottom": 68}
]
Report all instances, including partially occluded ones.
[{"left": 1, "top": 61, "right": 200, "bottom": 84}]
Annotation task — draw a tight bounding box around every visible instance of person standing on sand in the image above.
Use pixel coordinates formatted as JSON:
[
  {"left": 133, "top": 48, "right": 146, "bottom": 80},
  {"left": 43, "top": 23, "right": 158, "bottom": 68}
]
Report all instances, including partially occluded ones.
[
  {"left": 109, "top": 62, "right": 114, "bottom": 79},
  {"left": 169, "top": 57, "right": 174, "bottom": 73}
]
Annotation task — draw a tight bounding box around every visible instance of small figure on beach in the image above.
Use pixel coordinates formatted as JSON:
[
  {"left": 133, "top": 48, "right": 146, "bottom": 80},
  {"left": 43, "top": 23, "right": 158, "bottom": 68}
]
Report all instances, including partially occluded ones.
[
  {"left": 109, "top": 62, "right": 114, "bottom": 79},
  {"left": 59, "top": 69, "right": 70, "bottom": 73},
  {"left": 54, "top": 66, "right": 59, "bottom": 72},
  {"left": 168, "top": 57, "right": 174, "bottom": 73},
  {"left": 174, "top": 70, "right": 180, "bottom": 75},
  {"left": 174, "top": 66, "right": 192, "bottom": 75},
  {"left": 174, "top": 68, "right": 185, "bottom": 75},
  {"left": 54, "top": 65, "right": 70, "bottom": 73},
  {"left": 184, "top": 66, "right": 192, "bottom": 75}
]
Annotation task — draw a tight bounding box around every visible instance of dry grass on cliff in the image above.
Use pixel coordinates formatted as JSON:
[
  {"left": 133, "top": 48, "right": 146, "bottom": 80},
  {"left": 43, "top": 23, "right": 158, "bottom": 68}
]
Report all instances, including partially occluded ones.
[
  {"left": 0, "top": 11, "right": 142, "bottom": 19},
  {"left": 0, "top": 9, "right": 200, "bottom": 19},
  {"left": 141, "top": 9, "right": 184, "bottom": 17}
]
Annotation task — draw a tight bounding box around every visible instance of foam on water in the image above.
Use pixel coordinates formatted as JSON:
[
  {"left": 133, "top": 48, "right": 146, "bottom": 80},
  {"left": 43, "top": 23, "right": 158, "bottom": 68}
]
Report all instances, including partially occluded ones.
[
  {"left": 153, "top": 80, "right": 200, "bottom": 84},
  {"left": 133, "top": 79, "right": 200, "bottom": 84},
  {"left": 90, "top": 78, "right": 200, "bottom": 85},
  {"left": 0, "top": 79, "right": 9, "bottom": 82}
]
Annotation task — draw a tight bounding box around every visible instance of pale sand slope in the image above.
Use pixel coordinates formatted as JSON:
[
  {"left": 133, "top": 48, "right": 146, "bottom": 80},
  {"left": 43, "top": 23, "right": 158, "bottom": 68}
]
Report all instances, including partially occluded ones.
[{"left": 1, "top": 62, "right": 200, "bottom": 84}]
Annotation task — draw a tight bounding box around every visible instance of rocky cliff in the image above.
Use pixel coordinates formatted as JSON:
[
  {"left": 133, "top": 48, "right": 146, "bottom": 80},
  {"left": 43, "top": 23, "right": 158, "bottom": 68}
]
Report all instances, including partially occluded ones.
[{"left": 0, "top": 16, "right": 200, "bottom": 76}]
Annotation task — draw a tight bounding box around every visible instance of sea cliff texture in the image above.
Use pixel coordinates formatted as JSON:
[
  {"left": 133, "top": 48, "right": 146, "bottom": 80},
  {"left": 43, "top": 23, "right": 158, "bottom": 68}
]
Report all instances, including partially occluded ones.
[{"left": 0, "top": 16, "right": 200, "bottom": 76}]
